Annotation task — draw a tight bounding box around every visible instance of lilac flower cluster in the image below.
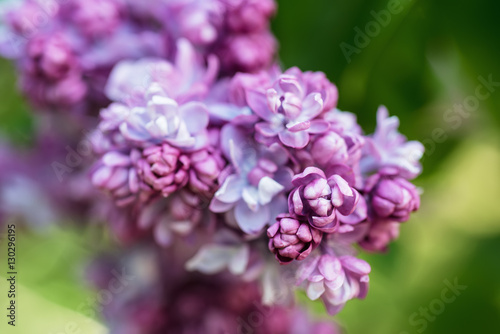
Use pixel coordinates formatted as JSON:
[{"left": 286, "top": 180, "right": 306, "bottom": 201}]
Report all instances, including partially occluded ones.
[
  {"left": 88, "top": 37, "right": 423, "bottom": 314},
  {"left": 0, "top": 0, "right": 277, "bottom": 116},
  {"left": 0, "top": 0, "right": 424, "bottom": 328}
]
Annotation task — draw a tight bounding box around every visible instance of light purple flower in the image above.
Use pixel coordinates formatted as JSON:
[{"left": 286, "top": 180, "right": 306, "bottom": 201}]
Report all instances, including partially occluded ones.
[
  {"left": 365, "top": 167, "right": 420, "bottom": 222},
  {"left": 247, "top": 67, "right": 335, "bottom": 148},
  {"left": 288, "top": 167, "right": 361, "bottom": 233},
  {"left": 267, "top": 213, "right": 323, "bottom": 264},
  {"left": 209, "top": 124, "right": 292, "bottom": 234},
  {"left": 297, "top": 253, "right": 371, "bottom": 315},
  {"left": 361, "top": 106, "right": 424, "bottom": 179},
  {"left": 105, "top": 39, "right": 219, "bottom": 105},
  {"left": 113, "top": 83, "right": 210, "bottom": 149}
]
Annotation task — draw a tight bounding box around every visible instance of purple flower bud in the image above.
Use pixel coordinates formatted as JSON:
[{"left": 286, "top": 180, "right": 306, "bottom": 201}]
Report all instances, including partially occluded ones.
[
  {"left": 137, "top": 143, "right": 224, "bottom": 198},
  {"left": 289, "top": 167, "right": 360, "bottom": 233},
  {"left": 365, "top": 168, "right": 420, "bottom": 222},
  {"left": 267, "top": 214, "right": 323, "bottom": 264},
  {"left": 136, "top": 144, "right": 188, "bottom": 197}
]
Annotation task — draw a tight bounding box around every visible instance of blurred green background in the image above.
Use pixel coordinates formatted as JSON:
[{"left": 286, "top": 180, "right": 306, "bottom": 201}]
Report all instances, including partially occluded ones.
[{"left": 1, "top": 0, "right": 500, "bottom": 333}]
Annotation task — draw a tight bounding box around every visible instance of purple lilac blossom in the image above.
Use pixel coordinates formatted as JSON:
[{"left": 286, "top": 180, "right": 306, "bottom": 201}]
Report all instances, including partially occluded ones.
[
  {"left": 297, "top": 252, "right": 371, "bottom": 315},
  {"left": 361, "top": 106, "right": 424, "bottom": 179},
  {"left": 245, "top": 67, "right": 337, "bottom": 149},
  {"left": 209, "top": 124, "right": 293, "bottom": 234},
  {"left": 365, "top": 167, "right": 420, "bottom": 222},
  {"left": 267, "top": 213, "right": 323, "bottom": 264},
  {"left": 288, "top": 167, "right": 362, "bottom": 233}
]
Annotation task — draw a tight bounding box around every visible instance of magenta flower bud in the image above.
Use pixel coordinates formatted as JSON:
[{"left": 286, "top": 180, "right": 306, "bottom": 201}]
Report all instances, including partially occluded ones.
[
  {"left": 288, "top": 167, "right": 360, "bottom": 233},
  {"left": 365, "top": 168, "right": 420, "bottom": 222},
  {"left": 188, "top": 147, "right": 225, "bottom": 195},
  {"left": 267, "top": 214, "right": 323, "bottom": 264},
  {"left": 136, "top": 144, "right": 189, "bottom": 197},
  {"left": 137, "top": 143, "right": 224, "bottom": 198}
]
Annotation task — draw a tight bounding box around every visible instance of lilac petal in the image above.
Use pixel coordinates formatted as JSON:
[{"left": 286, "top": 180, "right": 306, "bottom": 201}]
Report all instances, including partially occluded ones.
[
  {"left": 209, "top": 197, "right": 235, "bottom": 213},
  {"left": 214, "top": 174, "right": 245, "bottom": 203},
  {"left": 278, "top": 130, "right": 309, "bottom": 149},
  {"left": 266, "top": 89, "right": 280, "bottom": 113},
  {"left": 337, "top": 188, "right": 359, "bottom": 216},
  {"left": 339, "top": 256, "right": 371, "bottom": 276},
  {"left": 296, "top": 93, "right": 323, "bottom": 122},
  {"left": 256, "top": 121, "right": 281, "bottom": 137},
  {"left": 235, "top": 200, "right": 270, "bottom": 234},
  {"left": 296, "top": 255, "right": 320, "bottom": 284},
  {"left": 106, "top": 168, "right": 128, "bottom": 190},
  {"left": 278, "top": 75, "right": 304, "bottom": 97},
  {"left": 220, "top": 124, "right": 248, "bottom": 163},
  {"left": 289, "top": 189, "right": 304, "bottom": 215},
  {"left": 304, "top": 178, "right": 329, "bottom": 199},
  {"left": 330, "top": 175, "right": 353, "bottom": 197},
  {"left": 258, "top": 176, "right": 284, "bottom": 205},
  {"left": 246, "top": 89, "right": 274, "bottom": 121},
  {"left": 296, "top": 224, "right": 313, "bottom": 242},
  {"left": 308, "top": 120, "right": 330, "bottom": 134},
  {"left": 92, "top": 166, "right": 112, "bottom": 187},
  {"left": 307, "top": 281, "right": 325, "bottom": 300},
  {"left": 179, "top": 102, "right": 209, "bottom": 134},
  {"left": 372, "top": 196, "right": 396, "bottom": 217},
  {"left": 324, "top": 301, "right": 345, "bottom": 316},
  {"left": 286, "top": 121, "right": 310, "bottom": 133},
  {"left": 318, "top": 255, "right": 343, "bottom": 282},
  {"left": 338, "top": 195, "right": 367, "bottom": 224},
  {"left": 377, "top": 179, "right": 403, "bottom": 203},
  {"left": 267, "top": 221, "right": 280, "bottom": 238},
  {"left": 102, "top": 152, "right": 131, "bottom": 167},
  {"left": 292, "top": 167, "right": 326, "bottom": 186}
]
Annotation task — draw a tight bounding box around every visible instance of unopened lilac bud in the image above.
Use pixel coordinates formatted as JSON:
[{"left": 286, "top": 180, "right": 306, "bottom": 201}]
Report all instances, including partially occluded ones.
[
  {"left": 365, "top": 169, "right": 420, "bottom": 222},
  {"left": 289, "top": 167, "right": 360, "bottom": 233},
  {"left": 268, "top": 214, "right": 323, "bottom": 264}
]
